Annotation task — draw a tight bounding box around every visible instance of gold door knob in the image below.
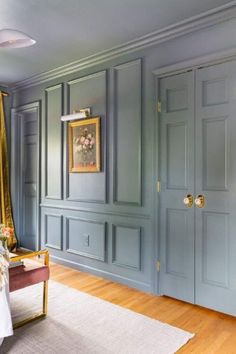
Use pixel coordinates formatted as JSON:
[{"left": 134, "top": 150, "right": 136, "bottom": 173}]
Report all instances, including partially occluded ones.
[
  {"left": 183, "top": 194, "right": 194, "bottom": 208},
  {"left": 195, "top": 195, "right": 205, "bottom": 208}
]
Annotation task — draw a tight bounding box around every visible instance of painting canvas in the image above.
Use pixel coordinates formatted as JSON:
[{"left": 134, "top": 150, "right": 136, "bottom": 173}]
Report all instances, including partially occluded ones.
[{"left": 68, "top": 117, "right": 101, "bottom": 172}]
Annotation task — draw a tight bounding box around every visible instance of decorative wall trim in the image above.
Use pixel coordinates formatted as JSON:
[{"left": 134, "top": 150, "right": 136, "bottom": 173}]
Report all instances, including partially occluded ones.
[
  {"left": 65, "top": 197, "right": 107, "bottom": 204},
  {"left": 44, "top": 213, "right": 63, "bottom": 250},
  {"left": 11, "top": 3, "right": 236, "bottom": 91},
  {"left": 65, "top": 216, "right": 106, "bottom": 262},
  {"left": 40, "top": 203, "right": 151, "bottom": 220},
  {"left": 45, "top": 83, "right": 64, "bottom": 200}
]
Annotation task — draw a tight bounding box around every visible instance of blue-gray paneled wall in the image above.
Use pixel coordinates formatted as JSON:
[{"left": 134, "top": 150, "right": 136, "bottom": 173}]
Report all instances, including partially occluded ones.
[
  {"left": 12, "top": 18, "right": 236, "bottom": 293},
  {"left": 13, "top": 53, "right": 153, "bottom": 292}
]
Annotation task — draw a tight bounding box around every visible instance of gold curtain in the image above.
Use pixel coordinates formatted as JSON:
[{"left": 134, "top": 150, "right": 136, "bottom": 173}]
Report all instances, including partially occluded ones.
[{"left": 0, "top": 91, "right": 17, "bottom": 250}]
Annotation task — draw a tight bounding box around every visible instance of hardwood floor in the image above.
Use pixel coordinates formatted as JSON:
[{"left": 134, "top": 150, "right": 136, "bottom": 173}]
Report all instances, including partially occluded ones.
[{"left": 50, "top": 262, "right": 236, "bottom": 354}]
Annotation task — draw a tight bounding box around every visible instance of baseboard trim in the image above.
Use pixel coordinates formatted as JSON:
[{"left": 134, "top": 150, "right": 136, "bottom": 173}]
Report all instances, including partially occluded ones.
[{"left": 50, "top": 254, "right": 152, "bottom": 293}]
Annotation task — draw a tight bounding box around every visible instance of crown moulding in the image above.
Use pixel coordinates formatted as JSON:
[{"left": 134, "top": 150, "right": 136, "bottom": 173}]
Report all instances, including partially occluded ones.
[{"left": 11, "top": 1, "right": 236, "bottom": 92}]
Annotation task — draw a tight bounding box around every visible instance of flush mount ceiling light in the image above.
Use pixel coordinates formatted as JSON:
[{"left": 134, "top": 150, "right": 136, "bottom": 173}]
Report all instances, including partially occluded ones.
[{"left": 0, "top": 29, "right": 36, "bottom": 48}]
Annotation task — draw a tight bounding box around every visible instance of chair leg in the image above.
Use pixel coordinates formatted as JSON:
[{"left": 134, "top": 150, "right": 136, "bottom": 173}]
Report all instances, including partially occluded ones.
[
  {"left": 43, "top": 280, "right": 48, "bottom": 315},
  {"left": 13, "top": 281, "right": 48, "bottom": 330}
]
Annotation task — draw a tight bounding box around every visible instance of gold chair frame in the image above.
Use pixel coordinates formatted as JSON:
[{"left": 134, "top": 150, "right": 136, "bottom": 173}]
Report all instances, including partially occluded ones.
[{"left": 10, "top": 249, "right": 49, "bottom": 329}]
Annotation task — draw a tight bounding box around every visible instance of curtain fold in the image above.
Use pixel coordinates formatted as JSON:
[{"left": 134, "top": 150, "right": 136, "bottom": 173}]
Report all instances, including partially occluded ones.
[{"left": 0, "top": 92, "right": 17, "bottom": 250}]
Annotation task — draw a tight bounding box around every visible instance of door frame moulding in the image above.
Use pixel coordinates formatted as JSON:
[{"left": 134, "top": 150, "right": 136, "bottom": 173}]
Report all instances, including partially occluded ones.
[
  {"left": 153, "top": 47, "right": 236, "bottom": 78},
  {"left": 11, "top": 101, "right": 41, "bottom": 250}
]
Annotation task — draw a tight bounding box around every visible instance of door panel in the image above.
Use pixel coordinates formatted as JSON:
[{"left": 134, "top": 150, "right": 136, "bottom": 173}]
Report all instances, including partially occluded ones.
[
  {"left": 159, "top": 61, "right": 236, "bottom": 315},
  {"left": 159, "top": 72, "right": 195, "bottom": 303},
  {"left": 20, "top": 110, "right": 38, "bottom": 250},
  {"left": 195, "top": 62, "right": 236, "bottom": 315}
]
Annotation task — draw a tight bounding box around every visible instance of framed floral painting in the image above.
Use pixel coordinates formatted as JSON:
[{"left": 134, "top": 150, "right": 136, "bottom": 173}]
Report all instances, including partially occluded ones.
[{"left": 68, "top": 117, "right": 101, "bottom": 172}]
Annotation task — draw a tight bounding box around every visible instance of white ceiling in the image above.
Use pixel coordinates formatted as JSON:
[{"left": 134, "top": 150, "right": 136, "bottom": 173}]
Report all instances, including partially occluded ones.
[{"left": 0, "top": 0, "right": 234, "bottom": 85}]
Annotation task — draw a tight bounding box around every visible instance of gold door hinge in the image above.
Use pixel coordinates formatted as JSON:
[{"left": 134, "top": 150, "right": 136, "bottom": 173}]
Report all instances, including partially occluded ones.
[
  {"left": 156, "top": 261, "right": 160, "bottom": 272},
  {"left": 156, "top": 180, "right": 161, "bottom": 193},
  {"left": 157, "top": 101, "right": 162, "bottom": 113}
]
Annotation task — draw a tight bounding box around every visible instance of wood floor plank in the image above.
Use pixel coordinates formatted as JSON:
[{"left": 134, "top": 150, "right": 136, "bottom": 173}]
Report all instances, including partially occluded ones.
[
  {"left": 19, "top": 253, "right": 236, "bottom": 353},
  {"left": 48, "top": 262, "right": 236, "bottom": 353}
]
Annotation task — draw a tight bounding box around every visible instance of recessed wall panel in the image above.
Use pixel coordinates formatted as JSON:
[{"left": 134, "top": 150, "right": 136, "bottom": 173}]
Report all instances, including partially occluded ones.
[
  {"left": 203, "top": 117, "right": 228, "bottom": 191},
  {"left": 25, "top": 142, "right": 37, "bottom": 183},
  {"left": 24, "top": 120, "right": 37, "bottom": 136},
  {"left": 112, "top": 224, "right": 141, "bottom": 270},
  {"left": 202, "top": 78, "right": 228, "bottom": 107},
  {"left": 202, "top": 212, "right": 229, "bottom": 287},
  {"left": 24, "top": 140, "right": 37, "bottom": 247},
  {"left": 113, "top": 59, "right": 142, "bottom": 205},
  {"left": 66, "top": 217, "right": 106, "bottom": 261},
  {"left": 166, "top": 87, "right": 188, "bottom": 112},
  {"left": 166, "top": 209, "right": 188, "bottom": 277},
  {"left": 45, "top": 84, "right": 63, "bottom": 199},
  {"left": 167, "top": 123, "right": 187, "bottom": 189},
  {"left": 44, "top": 213, "right": 63, "bottom": 250},
  {"left": 67, "top": 71, "right": 106, "bottom": 203}
]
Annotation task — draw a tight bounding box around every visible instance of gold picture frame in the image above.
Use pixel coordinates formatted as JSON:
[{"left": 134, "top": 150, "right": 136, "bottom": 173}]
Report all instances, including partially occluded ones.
[{"left": 68, "top": 117, "right": 101, "bottom": 172}]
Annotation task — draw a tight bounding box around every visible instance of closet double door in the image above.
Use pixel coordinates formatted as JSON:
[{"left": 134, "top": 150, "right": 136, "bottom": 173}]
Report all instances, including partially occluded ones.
[{"left": 159, "top": 61, "right": 236, "bottom": 316}]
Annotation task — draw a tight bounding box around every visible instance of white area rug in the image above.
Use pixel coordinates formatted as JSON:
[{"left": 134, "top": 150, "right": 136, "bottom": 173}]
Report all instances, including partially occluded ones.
[{"left": 1, "top": 281, "right": 194, "bottom": 354}]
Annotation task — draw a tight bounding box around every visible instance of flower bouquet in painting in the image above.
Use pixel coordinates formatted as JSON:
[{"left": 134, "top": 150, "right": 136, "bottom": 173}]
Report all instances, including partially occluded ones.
[{"left": 69, "top": 117, "right": 101, "bottom": 172}]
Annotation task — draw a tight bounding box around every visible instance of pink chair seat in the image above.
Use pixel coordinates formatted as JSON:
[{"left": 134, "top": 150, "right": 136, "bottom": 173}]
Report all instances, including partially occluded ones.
[{"left": 9, "top": 263, "right": 50, "bottom": 292}]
